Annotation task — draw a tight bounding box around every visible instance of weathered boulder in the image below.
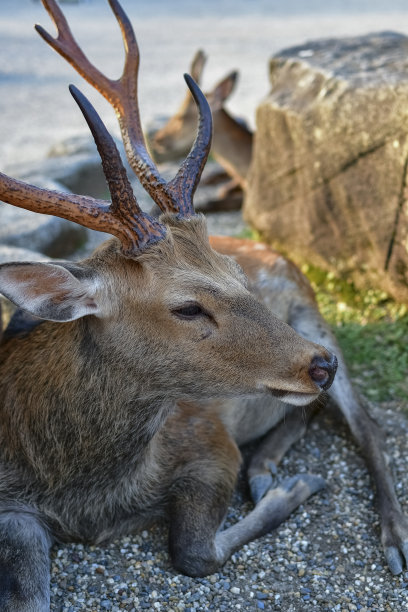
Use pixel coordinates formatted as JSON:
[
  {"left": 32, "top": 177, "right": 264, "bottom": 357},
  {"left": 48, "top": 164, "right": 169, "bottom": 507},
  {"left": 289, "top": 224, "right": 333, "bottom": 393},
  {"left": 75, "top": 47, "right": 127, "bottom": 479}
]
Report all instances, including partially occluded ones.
[
  {"left": 0, "top": 177, "right": 87, "bottom": 257},
  {"left": 244, "top": 32, "right": 408, "bottom": 301}
]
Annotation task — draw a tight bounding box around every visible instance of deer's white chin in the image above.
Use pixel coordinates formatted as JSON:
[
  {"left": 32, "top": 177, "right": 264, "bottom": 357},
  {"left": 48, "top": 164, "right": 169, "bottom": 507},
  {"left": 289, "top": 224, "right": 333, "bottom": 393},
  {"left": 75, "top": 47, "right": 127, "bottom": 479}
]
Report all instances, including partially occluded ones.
[
  {"left": 281, "top": 391, "right": 321, "bottom": 406},
  {"left": 263, "top": 385, "right": 321, "bottom": 406}
]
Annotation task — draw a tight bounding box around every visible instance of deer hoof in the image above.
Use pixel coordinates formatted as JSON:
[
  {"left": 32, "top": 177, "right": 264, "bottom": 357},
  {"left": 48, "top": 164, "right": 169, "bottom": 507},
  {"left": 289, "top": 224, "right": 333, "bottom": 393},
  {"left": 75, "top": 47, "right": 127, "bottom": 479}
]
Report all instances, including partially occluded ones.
[
  {"left": 250, "top": 466, "right": 326, "bottom": 505},
  {"left": 250, "top": 473, "right": 274, "bottom": 504},
  {"left": 385, "top": 540, "right": 408, "bottom": 575},
  {"left": 249, "top": 460, "right": 278, "bottom": 504},
  {"left": 280, "top": 473, "right": 326, "bottom": 495}
]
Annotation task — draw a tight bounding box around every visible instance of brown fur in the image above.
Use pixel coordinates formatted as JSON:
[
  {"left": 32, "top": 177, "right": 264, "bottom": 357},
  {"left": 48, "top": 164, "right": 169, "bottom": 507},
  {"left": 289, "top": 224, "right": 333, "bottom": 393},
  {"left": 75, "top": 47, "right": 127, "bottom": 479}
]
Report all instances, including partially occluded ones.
[{"left": 0, "top": 216, "right": 406, "bottom": 610}]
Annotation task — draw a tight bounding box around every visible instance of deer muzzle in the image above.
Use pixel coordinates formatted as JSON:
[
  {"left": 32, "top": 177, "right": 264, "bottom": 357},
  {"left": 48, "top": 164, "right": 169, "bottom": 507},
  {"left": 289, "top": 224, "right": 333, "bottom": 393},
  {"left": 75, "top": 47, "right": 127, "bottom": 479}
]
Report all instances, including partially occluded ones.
[{"left": 309, "top": 354, "right": 338, "bottom": 391}]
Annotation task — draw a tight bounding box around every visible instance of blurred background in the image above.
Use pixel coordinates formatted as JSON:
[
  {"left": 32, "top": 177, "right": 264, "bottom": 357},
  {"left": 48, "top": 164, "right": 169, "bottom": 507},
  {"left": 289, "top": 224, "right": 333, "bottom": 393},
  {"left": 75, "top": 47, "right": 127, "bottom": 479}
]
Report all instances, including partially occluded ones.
[{"left": 2, "top": 0, "right": 408, "bottom": 167}]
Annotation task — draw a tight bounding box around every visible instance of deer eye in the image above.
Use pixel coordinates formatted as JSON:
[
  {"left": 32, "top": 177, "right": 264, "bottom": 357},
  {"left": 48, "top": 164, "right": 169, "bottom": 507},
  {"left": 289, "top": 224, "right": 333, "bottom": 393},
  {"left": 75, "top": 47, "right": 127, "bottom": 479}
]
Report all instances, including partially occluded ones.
[{"left": 172, "top": 303, "right": 208, "bottom": 320}]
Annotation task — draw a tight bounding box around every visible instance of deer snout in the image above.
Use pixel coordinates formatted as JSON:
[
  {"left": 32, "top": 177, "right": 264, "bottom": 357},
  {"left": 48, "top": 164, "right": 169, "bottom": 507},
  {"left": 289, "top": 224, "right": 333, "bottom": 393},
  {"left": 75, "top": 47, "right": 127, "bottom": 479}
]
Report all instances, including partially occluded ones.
[{"left": 309, "top": 354, "right": 338, "bottom": 391}]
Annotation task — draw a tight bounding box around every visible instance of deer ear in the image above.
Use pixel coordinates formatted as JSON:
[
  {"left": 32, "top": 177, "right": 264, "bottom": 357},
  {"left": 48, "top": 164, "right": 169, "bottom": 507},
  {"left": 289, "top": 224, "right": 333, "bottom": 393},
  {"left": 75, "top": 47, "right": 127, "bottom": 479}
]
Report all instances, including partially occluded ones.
[
  {"left": 0, "top": 261, "right": 104, "bottom": 322},
  {"left": 190, "top": 49, "right": 207, "bottom": 84},
  {"left": 211, "top": 70, "right": 238, "bottom": 108}
]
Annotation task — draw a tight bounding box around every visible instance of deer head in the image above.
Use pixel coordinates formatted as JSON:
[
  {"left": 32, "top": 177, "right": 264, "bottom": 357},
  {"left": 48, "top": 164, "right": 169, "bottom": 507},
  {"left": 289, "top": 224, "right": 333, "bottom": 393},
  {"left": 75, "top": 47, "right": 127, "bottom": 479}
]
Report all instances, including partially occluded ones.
[{"left": 0, "top": 0, "right": 336, "bottom": 406}]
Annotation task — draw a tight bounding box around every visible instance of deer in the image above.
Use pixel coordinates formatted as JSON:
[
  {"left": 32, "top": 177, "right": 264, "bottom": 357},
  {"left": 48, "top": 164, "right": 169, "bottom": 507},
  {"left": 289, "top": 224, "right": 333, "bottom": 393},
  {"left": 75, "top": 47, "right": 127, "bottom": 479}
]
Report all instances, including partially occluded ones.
[
  {"left": 0, "top": 2, "right": 407, "bottom": 611},
  {"left": 150, "top": 49, "right": 252, "bottom": 194}
]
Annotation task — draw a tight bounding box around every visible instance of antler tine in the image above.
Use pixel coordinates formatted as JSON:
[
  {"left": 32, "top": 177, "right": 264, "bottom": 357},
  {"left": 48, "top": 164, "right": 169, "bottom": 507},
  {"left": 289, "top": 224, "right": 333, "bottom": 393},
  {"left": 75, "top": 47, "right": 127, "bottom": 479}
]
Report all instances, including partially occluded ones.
[
  {"left": 168, "top": 75, "right": 213, "bottom": 215},
  {"left": 36, "top": 0, "right": 212, "bottom": 217},
  {"left": 36, "top": 0, "right": 176, "bottom": 213},
  {"left": 0, "top": 172, "right": 110, "bottom": 231},
  {"left": 36, "top": 0, "right": 117, "bottom": 103},
  {"left": 107, "top": 0, "right": 140, "bottom": 108},
  {"left": 68, "top": 85, "right": 166, "bottom": 254},
  {"left": 0, "top": 87, "right": 165, "bottom": 256},
  {"left": 104, "top": 0, "right": 179, "bottom": 212}
]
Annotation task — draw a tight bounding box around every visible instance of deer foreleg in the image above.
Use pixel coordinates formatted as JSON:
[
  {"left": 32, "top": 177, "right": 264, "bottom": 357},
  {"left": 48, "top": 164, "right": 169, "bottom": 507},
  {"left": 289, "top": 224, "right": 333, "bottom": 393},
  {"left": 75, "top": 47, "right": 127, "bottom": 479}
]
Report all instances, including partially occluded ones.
[
  {"left": 0, "top": 507, "right": 52, "bottom": 612},
  {"left": 330, "top": 368, "right": 408, "bottom": 575},
  {"left": 168, "top": 470, "right": 325, "bottom": 577},
  {"left": 289, "top": 303, "right": 408, "bottom": 574},
  {"left": 248, "top": 402, "right": 321, "bottom": 503}
]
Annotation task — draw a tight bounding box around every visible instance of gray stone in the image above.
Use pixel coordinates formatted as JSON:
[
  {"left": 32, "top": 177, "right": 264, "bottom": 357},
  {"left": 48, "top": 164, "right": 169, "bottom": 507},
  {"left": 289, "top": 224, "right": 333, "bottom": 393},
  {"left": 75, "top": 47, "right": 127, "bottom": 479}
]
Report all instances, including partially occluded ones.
[
  {"left": 48, "top": 134, "right": 156, "bottom": 212},
  {"left": 0, "top": 245, "right": 51, "bottom": 265},
  {"left": 0, "top": 176, "right": 87, "bottom": 257},
  {"left": 47, "top": 135, "right": 99, "bottom": 158},
  {"left": 8, "top": 135, "right": 109, "bottom": 201},
  {"left": 244, "top": 31, "right": 408, "bottom": 301},
  {"left": 205, "top": 211, "right": 248, "bottom": 237}
]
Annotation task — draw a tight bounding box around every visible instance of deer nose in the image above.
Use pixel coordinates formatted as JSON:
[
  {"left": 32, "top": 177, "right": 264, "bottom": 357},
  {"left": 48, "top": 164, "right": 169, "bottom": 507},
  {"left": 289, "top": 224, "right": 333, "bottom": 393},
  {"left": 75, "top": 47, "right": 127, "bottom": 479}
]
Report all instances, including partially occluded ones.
[{"left": 309, "top": 354, "right": 338, "bottom": 391}]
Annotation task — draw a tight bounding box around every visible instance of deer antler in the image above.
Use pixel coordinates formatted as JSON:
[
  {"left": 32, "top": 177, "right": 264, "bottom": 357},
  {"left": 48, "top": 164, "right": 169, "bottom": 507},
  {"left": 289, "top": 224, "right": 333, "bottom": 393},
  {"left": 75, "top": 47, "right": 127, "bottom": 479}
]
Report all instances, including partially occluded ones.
[
  {"left": 36, "top": 0, "right": 212, "bottom": 216},
  {"left": 0, "top": 86, "right": 165, "bottom": 256}
]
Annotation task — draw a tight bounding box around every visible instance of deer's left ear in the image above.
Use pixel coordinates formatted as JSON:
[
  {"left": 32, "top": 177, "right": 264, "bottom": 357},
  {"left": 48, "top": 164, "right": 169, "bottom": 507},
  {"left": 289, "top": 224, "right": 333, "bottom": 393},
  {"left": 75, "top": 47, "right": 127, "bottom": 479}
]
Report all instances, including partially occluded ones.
[
  {"left": 211, "top": 70, "right": 238, "bottom": 109},
  {"left": 0, "top": 261, "right": 105, "bottom": 322}
]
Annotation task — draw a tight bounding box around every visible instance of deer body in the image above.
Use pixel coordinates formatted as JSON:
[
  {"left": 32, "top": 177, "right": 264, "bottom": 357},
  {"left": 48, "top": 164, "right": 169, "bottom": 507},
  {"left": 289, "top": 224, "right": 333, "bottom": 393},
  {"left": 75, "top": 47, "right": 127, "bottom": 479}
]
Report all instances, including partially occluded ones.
[
  {"left": 0, "top": 219, "right": 327, "bottom": 537},
  {"left": 0, "top": 2, "right": 407, "bottom": 610},
  {"left": 150, "top": 52, "right": 253, "bottom": 190},
  {"left": 0, "top": 218, "right": 335, "bottom": 609},
  {"left": 211, "top": 112, "right": 252, "bottom": 189}
]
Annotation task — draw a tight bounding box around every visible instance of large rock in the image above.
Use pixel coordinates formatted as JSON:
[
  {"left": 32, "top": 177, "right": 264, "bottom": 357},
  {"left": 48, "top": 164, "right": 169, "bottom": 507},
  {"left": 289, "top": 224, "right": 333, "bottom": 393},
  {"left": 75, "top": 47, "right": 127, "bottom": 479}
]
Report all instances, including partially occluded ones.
[
  {"left": 244, "top": 32, "right": 408, "bottom": 301},
  {"left": 0, "top": 177, "right": 87, "bottom": 257},
  {"left": 0, "top": 245, "right": 51, "bottom": 265}
]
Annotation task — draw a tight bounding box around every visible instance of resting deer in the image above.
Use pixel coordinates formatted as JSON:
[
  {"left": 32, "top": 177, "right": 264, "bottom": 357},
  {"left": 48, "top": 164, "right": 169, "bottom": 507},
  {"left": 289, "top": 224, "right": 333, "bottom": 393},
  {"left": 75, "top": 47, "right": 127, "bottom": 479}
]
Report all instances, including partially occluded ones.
[
  {"left": 0, "top": 2, "right": 407, "bottom": 610},
  {"left": 150, "top": 49, "right": 252, "bottom": 192}
]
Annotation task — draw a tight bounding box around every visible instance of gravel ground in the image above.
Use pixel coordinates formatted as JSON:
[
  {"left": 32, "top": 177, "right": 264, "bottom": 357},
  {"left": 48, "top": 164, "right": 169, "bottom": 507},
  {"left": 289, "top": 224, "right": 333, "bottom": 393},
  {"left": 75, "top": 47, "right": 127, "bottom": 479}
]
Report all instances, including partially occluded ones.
[{"left": 48, "top": 398, "right": 408, "bottom": 612}]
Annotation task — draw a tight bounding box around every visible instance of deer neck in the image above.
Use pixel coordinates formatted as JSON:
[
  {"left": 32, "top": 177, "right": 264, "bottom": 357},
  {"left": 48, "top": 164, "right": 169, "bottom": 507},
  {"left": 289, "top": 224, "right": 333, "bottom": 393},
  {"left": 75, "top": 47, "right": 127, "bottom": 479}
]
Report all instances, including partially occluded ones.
[{"left": 0, "top": 316, "right": 175, "bottom": 480}]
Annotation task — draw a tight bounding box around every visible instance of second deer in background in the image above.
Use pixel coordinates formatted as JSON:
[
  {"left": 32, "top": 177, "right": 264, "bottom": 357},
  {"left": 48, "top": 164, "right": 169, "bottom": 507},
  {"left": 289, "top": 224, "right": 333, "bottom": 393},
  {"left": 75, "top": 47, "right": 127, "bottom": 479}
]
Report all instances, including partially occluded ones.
[{"left": 150, "top": 50, "right": 253, "bottom": 192}]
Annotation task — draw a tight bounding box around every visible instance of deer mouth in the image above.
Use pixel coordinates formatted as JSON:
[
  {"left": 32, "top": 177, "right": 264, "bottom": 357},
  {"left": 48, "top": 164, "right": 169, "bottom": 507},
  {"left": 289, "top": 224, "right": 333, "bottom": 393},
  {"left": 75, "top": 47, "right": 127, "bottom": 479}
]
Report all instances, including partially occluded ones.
[{"left": 265, "top": 387, "right": 321, "bottom": 406}]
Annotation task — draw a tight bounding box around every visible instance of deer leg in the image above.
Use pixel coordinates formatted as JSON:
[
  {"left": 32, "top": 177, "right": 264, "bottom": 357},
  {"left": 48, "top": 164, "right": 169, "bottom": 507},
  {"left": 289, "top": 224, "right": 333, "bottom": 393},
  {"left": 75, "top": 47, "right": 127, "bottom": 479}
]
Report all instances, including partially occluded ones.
[
  {"left": 168, "top": 467, "right": 325, "bottom": 577},
  {"left": 248, "top": 402, "right": 321, "bottom": 503},
  {"left": 0, "top": 507, "right": 52, "bottom": 611},
  {"left": 329, "top": 362, "right": 408, "bottom": 574},
  {"left": 217, "top": 177, "right": 242, "bottom": 200},
  {"left": 289, "top": 303, "right": 408, "bottom": 574},
  {"left": 167, "top": 413, "right": 324, "bottom": 577}
]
